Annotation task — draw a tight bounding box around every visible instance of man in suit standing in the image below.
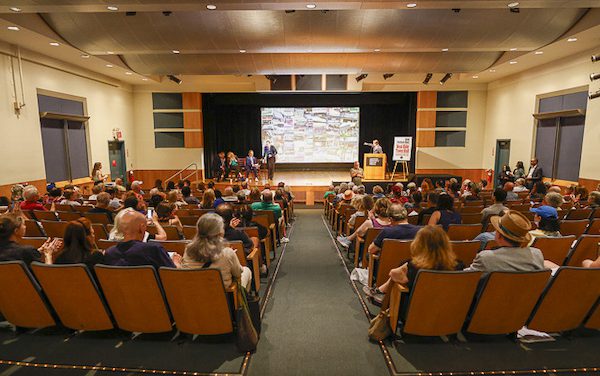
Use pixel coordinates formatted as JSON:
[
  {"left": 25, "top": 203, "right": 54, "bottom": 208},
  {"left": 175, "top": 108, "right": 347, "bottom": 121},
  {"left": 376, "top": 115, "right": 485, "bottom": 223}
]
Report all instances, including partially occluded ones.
[
  {"left": 525, "top": 158, "right": 543, "bottom": 189},
  {"left": 263, "top": 141, "right": 278, "bottom": 180},
  {"left": 212, "top": 151, "right": 228, "bottom": 182},
  {"left": 246, "top": 149, "right": 260, "bottom": 181}
]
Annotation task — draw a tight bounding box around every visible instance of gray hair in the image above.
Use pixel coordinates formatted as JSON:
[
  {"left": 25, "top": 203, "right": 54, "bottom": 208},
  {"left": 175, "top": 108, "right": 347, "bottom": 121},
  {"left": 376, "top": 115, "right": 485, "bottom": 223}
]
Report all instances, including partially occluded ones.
[
  {"left": 589, "top": 191, "right": 600, "bottom": 205},
  {"left": 109, "top": 207, "right": 135, "bottom": 241},
  {"left": 23, "top": 186, "right": 39, "bottom": 201},
  {"left": 544, "top": 192, "right": 563, "bottom": 208},
  {"left": 184, "top": 213, "right": 225, "bottom": 263},
  {"left": 149, "top": 188, "right": 160, "bottom": 196},
  {"left": 387, "top": 203, "right": 408, "bottom": 221}
]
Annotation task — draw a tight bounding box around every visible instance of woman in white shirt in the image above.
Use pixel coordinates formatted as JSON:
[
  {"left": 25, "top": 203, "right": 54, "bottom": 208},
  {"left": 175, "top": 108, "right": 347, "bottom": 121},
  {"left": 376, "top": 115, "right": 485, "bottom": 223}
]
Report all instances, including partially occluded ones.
[{"left": 91, "top": 162, "right": 108, "bottom": 183}]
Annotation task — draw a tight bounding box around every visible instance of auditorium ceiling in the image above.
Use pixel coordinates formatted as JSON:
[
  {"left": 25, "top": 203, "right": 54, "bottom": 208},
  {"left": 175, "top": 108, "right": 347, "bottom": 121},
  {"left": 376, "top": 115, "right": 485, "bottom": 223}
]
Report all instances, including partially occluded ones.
[{"left": 0, "top": 0, "right": 600, "bottom": 84}]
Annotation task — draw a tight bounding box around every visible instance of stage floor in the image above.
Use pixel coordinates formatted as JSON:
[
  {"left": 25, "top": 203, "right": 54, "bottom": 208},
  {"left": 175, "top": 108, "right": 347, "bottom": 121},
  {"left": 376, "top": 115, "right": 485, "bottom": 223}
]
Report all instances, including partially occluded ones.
[{"left": 258, "top": 170, "right": 350, "bottom": 186}]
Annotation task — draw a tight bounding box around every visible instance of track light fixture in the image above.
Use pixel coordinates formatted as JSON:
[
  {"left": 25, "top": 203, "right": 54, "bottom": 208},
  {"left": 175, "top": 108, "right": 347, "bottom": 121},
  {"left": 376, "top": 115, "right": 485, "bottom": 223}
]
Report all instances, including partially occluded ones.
[
  {"left": 508, "top": 2, "right": 520, "bottom": 13},
  {"left": 162, "top": 11, "right": 172, "bottom": 16},
  {"left": 167, "top": 75, "right": 182, "bottom": 84},
  {"left": 440, "top": 73, "right": 452, "bottom": 85},
  {"left": 422, "top": 73, "right": 433, "bottom": 85},
  {"left": 265, "top": 75, "right": 277, "bottom": 84},
  {"left": 383, "top": 73, "right": 394, "bottom": 80},
  {"left": 590, "top": 90, "right": 600, "bottom": 100},
  {"left": 592, "top": 55, "right": 599, "bottom": 63},
  {"left": 355, "top": 74, "right": 368, "bottom": 82},
  {"left": 125, "top": 11, "right": 136, "bottom": 16},
  {"left": 591, "top": 73, "right": 600, "bottom": 82}
]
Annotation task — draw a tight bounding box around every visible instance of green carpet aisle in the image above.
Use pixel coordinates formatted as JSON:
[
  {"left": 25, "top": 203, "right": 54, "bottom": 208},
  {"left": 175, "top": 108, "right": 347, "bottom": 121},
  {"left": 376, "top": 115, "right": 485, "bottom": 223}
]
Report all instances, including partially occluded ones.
[{"left": 247, "top": 209, "right": 388, "bottom": 376}]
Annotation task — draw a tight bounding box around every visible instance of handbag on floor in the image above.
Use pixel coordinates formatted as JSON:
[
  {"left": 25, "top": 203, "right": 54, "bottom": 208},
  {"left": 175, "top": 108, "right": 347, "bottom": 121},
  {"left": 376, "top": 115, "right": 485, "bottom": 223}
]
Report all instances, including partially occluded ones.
[
  {"left": 235, "top": 281, "right": 259, "bottom": 352},
  {"left": 368, "top": 290, "right": 392, "bottom": 342},
  {"left": 246, "top": 292, "right": 262, "bottom": 335}
]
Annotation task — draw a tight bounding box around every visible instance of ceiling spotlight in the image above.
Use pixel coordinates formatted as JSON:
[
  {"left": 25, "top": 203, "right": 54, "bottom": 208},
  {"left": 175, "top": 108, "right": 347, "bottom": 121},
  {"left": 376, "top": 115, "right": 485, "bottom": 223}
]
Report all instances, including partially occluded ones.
[
  {"left": 49, "top": 42, "right": 60, "bottom": 46},
  {"left": 80, "top": 54, "right": 90, "bottom": 58},
  {"left": 125, "top": 11, "right": 137, "bottom": 16},
  {"left": 306, "top": 4, "right": 316, "bottom": 9},
  {"left": 167, "top": 75, "right": 182, "bottom": 84},
  {"left": 7, "top": 26, "right": 19, "bottom": 31},
  {"left": 508, "top": 2, "right": 519, "bottom": 7},
  {"left": 406, "top": 3, "right": 417, "bottom": 8},
  {"left": 442, "top": 48, "right": 449, "bottom": 52},
  {"left": 285, "top": 10, "right": 295, "bottom": 13},
  {"left": 508, "top": 2, "right": 520, "bottom": 12},
  {"left": 172, "top": 50, "right": 180, "bottom": 54},
  {"left": 383, "top": 73, "right": 394, "bottom": 80},
  {"left": 265, "top": 75, "right": 277, "bottom": 84},
  {"left": 422, "top": 73, "right": 433, "bottom": 85},
  {"left": 591, "top": 55, "right": 599, "bottom": 62},
  {"left": 590, "top": 73, "right": 600, "bottom": 82},
  {"left": 439, "top": 73, "right": 453, "bottom": 85},
  {"left": 510, "top": 48, "right": 517, "bottom": 51},
  {"left": 125, "top": 72, "right": 133, "bottom": 75},
  {"left": 535, "top": 51, "right": 544, "bottom": 55},
  {"left": 9, "top": 7, "right": 21, "bottom": 12},
  {"left": 567, "top": 37, "right": 578, "bottom": 42},
  {"left": 163, "top": 11, "right": 172, "bottom": 16},
  {"left": 472, "top": 75, "right": 479, "bottom": 79},
  {"left": 106, "top": 64, "right": 113, "bottom": 68},
  {"left": 107, "top": 5, "right": 118, "bottom": 11},
  {"left": 107, "top": 51, "right": 114, "bottom": 54},
  {"left": 374, "top": 49, "right": 381, "bottom": 52},
  {"left": 206, "top": 4, "right": 217, "bottom": 10},
  {"left": 509, "top": 61, "right": 517, "bottom": 64},
  {"left": 590, "top": 90, "right": 600, "bottom": 100},
  {"left": 489, "top": 69, "right": 496, "bottom": 72},
  {"left": 355, "top": 74, "right": 368, "bottom": 82},
  {"left": 239, "top": 49, "right": 247, "bottom": 53},
  {"left": 452, "top": 8, "right": 461, "bottom": 13},
  {"left": 142, "top": 78, "right": 148, "bottom": 81}
]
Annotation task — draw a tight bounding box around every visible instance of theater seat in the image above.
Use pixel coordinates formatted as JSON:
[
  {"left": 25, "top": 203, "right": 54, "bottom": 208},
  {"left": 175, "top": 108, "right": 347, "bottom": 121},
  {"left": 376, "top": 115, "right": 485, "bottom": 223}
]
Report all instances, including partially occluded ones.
[
  {"left": 369, "top": 239, "right": 411, "bottom": 288},
  {"left": 531, "top": 236, "right": 576, "bottom": 265},
  {"left": 447, "top": 224, "right": 481, "bottom": 241},
  {"left": 0, "top": 261, "right": 56, "bottom": 329},
  {"left": 159, "top": 268, "right": 234, "bottom": 335},
  {"left": 31, "top": 263, "right": 114, "bottom": 331},
  {"left": 450, "top": 240, "right": 480, "bottom": 266},
  {"left": 355, "top": 228, "right": 383, "bottom": 268},
  {"left": 566, "top": 235, "right": 600, "bottom": 267},
  {"left": 149, "top": 240, "right": 189, "bottom": 256},
  {"left": 560, "top": 220, "right": 590, "bottom": 238},
  {"left": 94, "top": 265, "right": 172, "bottom": 333}
]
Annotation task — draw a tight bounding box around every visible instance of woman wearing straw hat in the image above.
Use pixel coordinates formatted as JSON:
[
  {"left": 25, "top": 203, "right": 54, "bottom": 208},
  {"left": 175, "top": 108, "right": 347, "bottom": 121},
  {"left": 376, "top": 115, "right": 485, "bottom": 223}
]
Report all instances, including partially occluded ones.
[{"left": 465, "top": 210, "right": 545, "bottom": 273}]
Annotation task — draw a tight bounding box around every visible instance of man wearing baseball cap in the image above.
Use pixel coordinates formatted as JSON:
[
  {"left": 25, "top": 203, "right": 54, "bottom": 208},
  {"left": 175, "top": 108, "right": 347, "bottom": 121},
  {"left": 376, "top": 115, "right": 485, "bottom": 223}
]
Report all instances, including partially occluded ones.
[{"left": 465, "top": 210, "right": 545, "bottom": 273}]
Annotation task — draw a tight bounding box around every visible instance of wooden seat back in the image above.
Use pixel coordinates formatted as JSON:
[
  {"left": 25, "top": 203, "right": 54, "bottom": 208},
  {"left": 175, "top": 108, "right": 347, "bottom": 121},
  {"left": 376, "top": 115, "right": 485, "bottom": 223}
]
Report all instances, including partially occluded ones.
[
  {"left": 159, "top": 268, "right": 234, "bottom": 335},
  {"left": 463, "top": 200, "right": 484, "bottom": 207},
  {"left": 189, "top": 209, "right": 212, "bottom": 217},
  {"left": 586, "top": 218, "right": 600, "bottom": 235},
  {"left": 531, "top": 236, "right": 576, "bottom": 265},
  {"left": 25, "top": 219, "right": 44, "bottom": 237},
  {"left": 560, "top": 220, "right": 590, "bottom": 238},
  {"left": 97, "top": 239, "right": 119, "bottom": 250},
  {"left": 565, "top": 208, "right": 593, "bottom": 220},
  {"left": 0, "top": 261, "right": 55, "bottom": 328},
  {"left": 149, "top": 240, "right": 189, "bottom": 256},
  {"left": 31, "top": 262, "right": 113, "bottom": 331},
  {"left": 467, "top": 270, "right": 551, "bottom": 335},
  {"left": 73, "top": 205, "right": 94, "bottom": 214},
  {"left": 92, "top": 223, "right": 109, "bottom": 240},
  {"left": 566, "top": 235, "right": 600, "bottom": 267},
  {"left": 33, "top": 210, "right": 58, "bottom": 221},
  {"left": 401, "top": 271, "right": 482, "bottom": 336},
  {"left": 355, "top": 227, "right": 382, "bottom": 267},
  {"left": 94, "top": 265, "right": 172, "bottom": 333},
  {"left": 57, "top": 211, "right": 82, "bottom": 222},
  {"left": 508, "top": 203, "right": 531, "bottom": 212},
  {"left": 41, "top": 220, "right": 69, "bottom": 238},
  {"left": 584, "top": 302, "right": 600, "bottom": 329},
  {"left": 179, "top": 216, "right": 200, "bottom": 226},
  {"left": 19, "top": 237, "right": 48, "bottom": 249},
  {"left": 527, "top": 267, "right": 600, "bottom": 332},
  {"left": 460, "top": 206, "right": 484, "bottom": 214},
  {"left": 375, "top": 240, "right": 411, "bottom": 287},
  {"left": 450, "top": 240, "right": 480, "bottom": 265},
  {"left": 162, "top": 225, "right": 181, "bottom": 240},
  {"left": 84, "top": 212, "right": 112, "bottom": 225},
  {"left": 226, "top": 240, "right": 246, "bottom": 266},
  {"left": 183, "top": 225, "right": 197, "bottom": 239},
  {"left": 460, "top": 213, "right": 483, "bottom": 225},
  {"left": 55, "top": 204, "right": 75, "bottom": 212},
  {"left": 447, "top": 224, "right": 481, "bottom": 241}
]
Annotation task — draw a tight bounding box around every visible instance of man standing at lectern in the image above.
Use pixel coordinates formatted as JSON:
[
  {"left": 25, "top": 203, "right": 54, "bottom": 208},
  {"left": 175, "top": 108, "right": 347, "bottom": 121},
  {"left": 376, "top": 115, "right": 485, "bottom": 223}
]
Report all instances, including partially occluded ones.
[
  {"left": 263, "top": 140, "right": 278, "bottom": 180},
  {"left": 364, "top": 139, "right": 383, "bottom": 154}
]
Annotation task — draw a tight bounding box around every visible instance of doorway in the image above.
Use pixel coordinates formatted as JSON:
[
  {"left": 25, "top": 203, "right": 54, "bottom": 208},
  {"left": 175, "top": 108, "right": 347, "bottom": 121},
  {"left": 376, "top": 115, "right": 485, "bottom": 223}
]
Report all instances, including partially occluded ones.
[
  {"left": 108, "top": 141, "right": 126, "bottom": 181},
  {"left": 494, "top": 139, "right": 511, "bottom": 189}
]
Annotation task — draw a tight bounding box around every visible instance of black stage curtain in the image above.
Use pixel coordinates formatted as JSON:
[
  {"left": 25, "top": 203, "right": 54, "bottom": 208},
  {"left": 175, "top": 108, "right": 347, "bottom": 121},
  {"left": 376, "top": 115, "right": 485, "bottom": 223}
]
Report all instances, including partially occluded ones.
[{"left": 202, "top": 93, "right": 417, "bottom": 178}]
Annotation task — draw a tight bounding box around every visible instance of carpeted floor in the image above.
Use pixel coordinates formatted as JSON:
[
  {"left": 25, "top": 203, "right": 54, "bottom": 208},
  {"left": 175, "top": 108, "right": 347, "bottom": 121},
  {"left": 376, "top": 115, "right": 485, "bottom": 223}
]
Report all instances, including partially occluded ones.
[{"left": 247, "top": 209, "right": 389, "bottom": 376}]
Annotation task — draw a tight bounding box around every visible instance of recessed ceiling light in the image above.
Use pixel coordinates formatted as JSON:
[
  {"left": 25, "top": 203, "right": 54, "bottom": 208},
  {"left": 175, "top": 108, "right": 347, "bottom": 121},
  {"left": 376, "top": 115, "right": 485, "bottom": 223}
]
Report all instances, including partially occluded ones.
[
  {"left": 374, "top": 49, "right": 381, "bottom": 52},
  {"left": 239, "top": 49, "right": 246, "bottom": 53},
  {"left": 307, "top": 49, "right": 313, "bottom": 52},
  {"left": 107, "top": 51, "right": 114, "bottom": 55},
  {"left": 567, "top": 37, "right": 577, "bottom": 42},
  {"left": 9, "top": 7, "right": 21, "bottom": 12},
  {"left": 7, "top": 26, "right": 19, "bottom": 31},
  {"left": 107, "top": 5, "right": 118, "bottom": 11},
  {"left": 507, "top": 2, "right": 519, "bottom": 8},
  {"left": 172, "top": 50, "right": 180, "bottom": 54},
  {"left": 49, "top": 42, "right": 60, "bottom": 46},
  {"left": 534, "top": 51, "right": 544, "bottom": 55},
  {"left": 407, "top": 3, "right": 417, "bottom": 8},
  {"left": 489, "top": 69, "right": 496, "bottom": 72},
  {"left": 472, "top": 75, "right": 479, "bottom": 79},
  {"left": 510, "top": 48, "right": 517, "bottom": 51},
  {"left": 125, "top": 72, "right": 132, "bottom": 75},
  {"left": 206, "top": 4, "right": 217, "bottom": 10},
  {"left": 442, "top": 48, "right": 449, "bottom": 52},
  {"left": 509, "top": 61, "right": 517, "bottom": 64},
  {"left": 106, "top": 64, "right": 113, "bottom": 68},
  {"left": 142, "top": 78, "right": 148, "bottom": 81},
  {"left": 306, "top": 4, "right": 316, "bottom": 9},
  {"left": 80, "top": 54, "right": 90, "bottom": 58}
]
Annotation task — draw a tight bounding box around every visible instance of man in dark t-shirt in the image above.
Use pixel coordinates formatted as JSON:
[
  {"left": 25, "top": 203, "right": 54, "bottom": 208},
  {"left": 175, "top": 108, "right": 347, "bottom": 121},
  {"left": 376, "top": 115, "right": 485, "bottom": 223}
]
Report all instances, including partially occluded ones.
[
  {"left": 215, "top": 203, "right": 254, "bottom": 255},
  {"left": 369, "top": 203, "right": 421, "bottom": 256}
]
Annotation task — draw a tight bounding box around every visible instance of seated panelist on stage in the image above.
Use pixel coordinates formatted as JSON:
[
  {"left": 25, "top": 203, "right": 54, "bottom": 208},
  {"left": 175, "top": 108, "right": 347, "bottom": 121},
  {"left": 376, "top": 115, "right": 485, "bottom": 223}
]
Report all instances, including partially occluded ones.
[
  {"left": 246, "top": 149, "right": 260, "bottom": 181},
  {"left": 212, "top": 151, "right": 228, "bottom": 182},
  {"left": 363, "top": 139, "right": 383, "bottom": 154}
]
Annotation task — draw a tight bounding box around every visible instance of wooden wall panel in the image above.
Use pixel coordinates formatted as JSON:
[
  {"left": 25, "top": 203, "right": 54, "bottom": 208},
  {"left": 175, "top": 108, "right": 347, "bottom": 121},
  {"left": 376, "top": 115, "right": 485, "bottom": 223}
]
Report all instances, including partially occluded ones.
[
  {"left": 416, "top": 110, "right": 436, "bottom": 129},
  {"left": 184, "top": 131, "right": 203, "bottom": 148},
  {"left": 578, "top": 178, "right": 600, "bottom": 192},
  {"left": 134, "top": 169, "right": 203, "bottom": 188},
  {"left": 417, "top": 91, "right": 436, "bottom": 109},
  {"left": 416, "top": 130, "right": 435, "bottom": 147},
  {"left": 182, "top": 92, "right": 203, "bottom": 149},
  {"left": 415, "top": 169, "right": 486, "bottom": 183},
  {"left": 0, "top": 179, "right": 47, "bottom": 200},
  {"left": 182, "top": 93, "right": 201, "bottom": 110}
]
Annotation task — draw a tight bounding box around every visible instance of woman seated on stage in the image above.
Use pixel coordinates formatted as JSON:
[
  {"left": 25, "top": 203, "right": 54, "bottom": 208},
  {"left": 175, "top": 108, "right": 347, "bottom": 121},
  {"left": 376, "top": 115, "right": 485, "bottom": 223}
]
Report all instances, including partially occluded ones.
[
  {"left": 227, "top": 152, "right": 242, "bottom": 180},
  {"left": 336, "top": 198, "right": 391, "bottom": 249}
]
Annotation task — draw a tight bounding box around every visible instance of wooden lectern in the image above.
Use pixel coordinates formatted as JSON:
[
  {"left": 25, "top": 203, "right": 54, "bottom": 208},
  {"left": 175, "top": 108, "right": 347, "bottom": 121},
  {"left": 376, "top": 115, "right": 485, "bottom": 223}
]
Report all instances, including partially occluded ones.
[{"left": 364, "top": 153, "right": 386, "bottom": 180}]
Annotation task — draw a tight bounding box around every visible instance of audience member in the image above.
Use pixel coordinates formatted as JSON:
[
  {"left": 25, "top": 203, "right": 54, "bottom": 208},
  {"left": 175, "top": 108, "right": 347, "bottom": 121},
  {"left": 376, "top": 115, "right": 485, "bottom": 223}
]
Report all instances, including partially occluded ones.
[
  {"left": 465, "top": 210, "right": 545, "bottom": 272},
  {"left": 114, "top": 178, "right": 126, "bottom": 192},
  {"left": 481, "top": 188, "right": 508, "bottom": 226},
  {"left": 543, "top": 191, "right": 564, "bottom": 210},
  {"left": 587, "top": 191, "right": 600, "bottom": 209},
  {"left": 60, "top": 190, "right": 82, "bottom": 206},
  {"left": 368, "top": 204, "right": 420, "bottom": 257},
  {"left": 324, "top": 185, "right": 336, "bottom": 199},
  {"left": 529, "top": 181, "right": 547, "bottom": 201},
  {"left": 54, "top": 218, "right": 104, "bottom": 268},
  {"left": 417, "top": 192, "right": 438, "bottom": 225},
  {"left": 215, "top": 203, "right": 255, "bottom": 254},
  {"left": 103, "top": 210, "right": 179, "bottom": 268},
  {"left": 248, "top": 187, "right": 261, "bottom": 202},
  {"left": 154, "top": 179, "right": 165, "bottom": 192},
  {"left": 372, "top": 185, "right": 385, "bottom": 199},
  {"left": 156, "top": 202, "right": 183, "bottom": 237},
  {"left": 251, "top": 190, "right": 289, "bottom": 242},
  {"left": 201, "top": 189, "right": 216, "bottom": 209},
  {"left": 582, "top": 255, "right": 600, "bottom": 268},
  {"left": 182, "top": 213, "right": 251, "bottom": 289},
  {"left": 428, "top": 194, "right": 461, "bottom": 230},
  {"left": 88, "top": 183, "right": 103, "bottom": 201},
  {"left": 528, "top": 206, "right": 561, "bottom": 245},
  {"left": 525, "top": 158, "right": 544, "bottom": 189},
  {"left": 182, "top": 186, "right": 200, "bottom": 205},
  {"left": 337, "top": 198, "right": 391, "bottom": 248},
  {"left": 88, "top": 192, "right": 114, "bottom": 222},
  {"left": 503, "top": 182, "right": 520, "bottom": 201},
  {"left": 105, "top": 188, "right": 122, "bottom": 210},
  {"left": 513, "top": 161, "right": 526, "bottom": 179},
  {"left": 20, "top": 186, "right": 46, "bottom": 211},
  {"left": 0, "top": 213, "right": 61, "bottom": 264},
  {"left": 513, "top": 178, "right": 528, "bottom": 193}
]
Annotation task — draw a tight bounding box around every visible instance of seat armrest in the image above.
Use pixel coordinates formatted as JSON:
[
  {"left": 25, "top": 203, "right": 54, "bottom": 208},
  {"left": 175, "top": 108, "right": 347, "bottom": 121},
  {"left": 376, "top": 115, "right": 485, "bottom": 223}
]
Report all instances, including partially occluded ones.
[
  {"left": 389, "top": 283, "right": 410, "bottom": 333},
  {"left": 246, "top": 248, "right": 261, "bottom": 292}
]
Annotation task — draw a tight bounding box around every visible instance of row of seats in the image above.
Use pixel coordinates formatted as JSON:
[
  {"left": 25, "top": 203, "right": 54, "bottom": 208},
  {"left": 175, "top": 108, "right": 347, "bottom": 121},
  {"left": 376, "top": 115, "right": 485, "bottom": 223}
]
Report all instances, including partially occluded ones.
[
  {"left": 388, "top": 268, "right": 600, "bottom": 337},
  {"left": 0, "top": 261, "right": 238, "bottom": 336}
]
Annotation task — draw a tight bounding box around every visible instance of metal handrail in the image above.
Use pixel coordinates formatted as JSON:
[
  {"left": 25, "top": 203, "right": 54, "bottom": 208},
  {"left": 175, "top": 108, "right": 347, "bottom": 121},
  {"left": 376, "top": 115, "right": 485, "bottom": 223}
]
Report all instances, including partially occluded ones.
[{"left": 165, "top": 162, "right": 203, "bottom": 184}]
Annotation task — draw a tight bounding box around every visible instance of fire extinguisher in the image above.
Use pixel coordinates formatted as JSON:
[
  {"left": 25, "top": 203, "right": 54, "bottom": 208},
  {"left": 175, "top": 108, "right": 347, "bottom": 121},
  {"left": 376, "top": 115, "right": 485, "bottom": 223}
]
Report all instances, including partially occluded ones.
[
  {"left": 486, "top": 169, "right": 494, "bottom": 185},
  {"left": 128, "top": 170, "right": 135, "bottom": 183}
]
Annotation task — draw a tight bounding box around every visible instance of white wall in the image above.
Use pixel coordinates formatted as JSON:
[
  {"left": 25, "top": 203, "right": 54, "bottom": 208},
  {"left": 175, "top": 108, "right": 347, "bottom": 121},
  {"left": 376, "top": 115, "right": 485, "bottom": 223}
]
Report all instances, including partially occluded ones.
[
  {"left": 483, "top": 49, "right": 600, "bottom": 182},
  {"left": 0, "top": 48, "right": 135, "bottom": 186}
]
